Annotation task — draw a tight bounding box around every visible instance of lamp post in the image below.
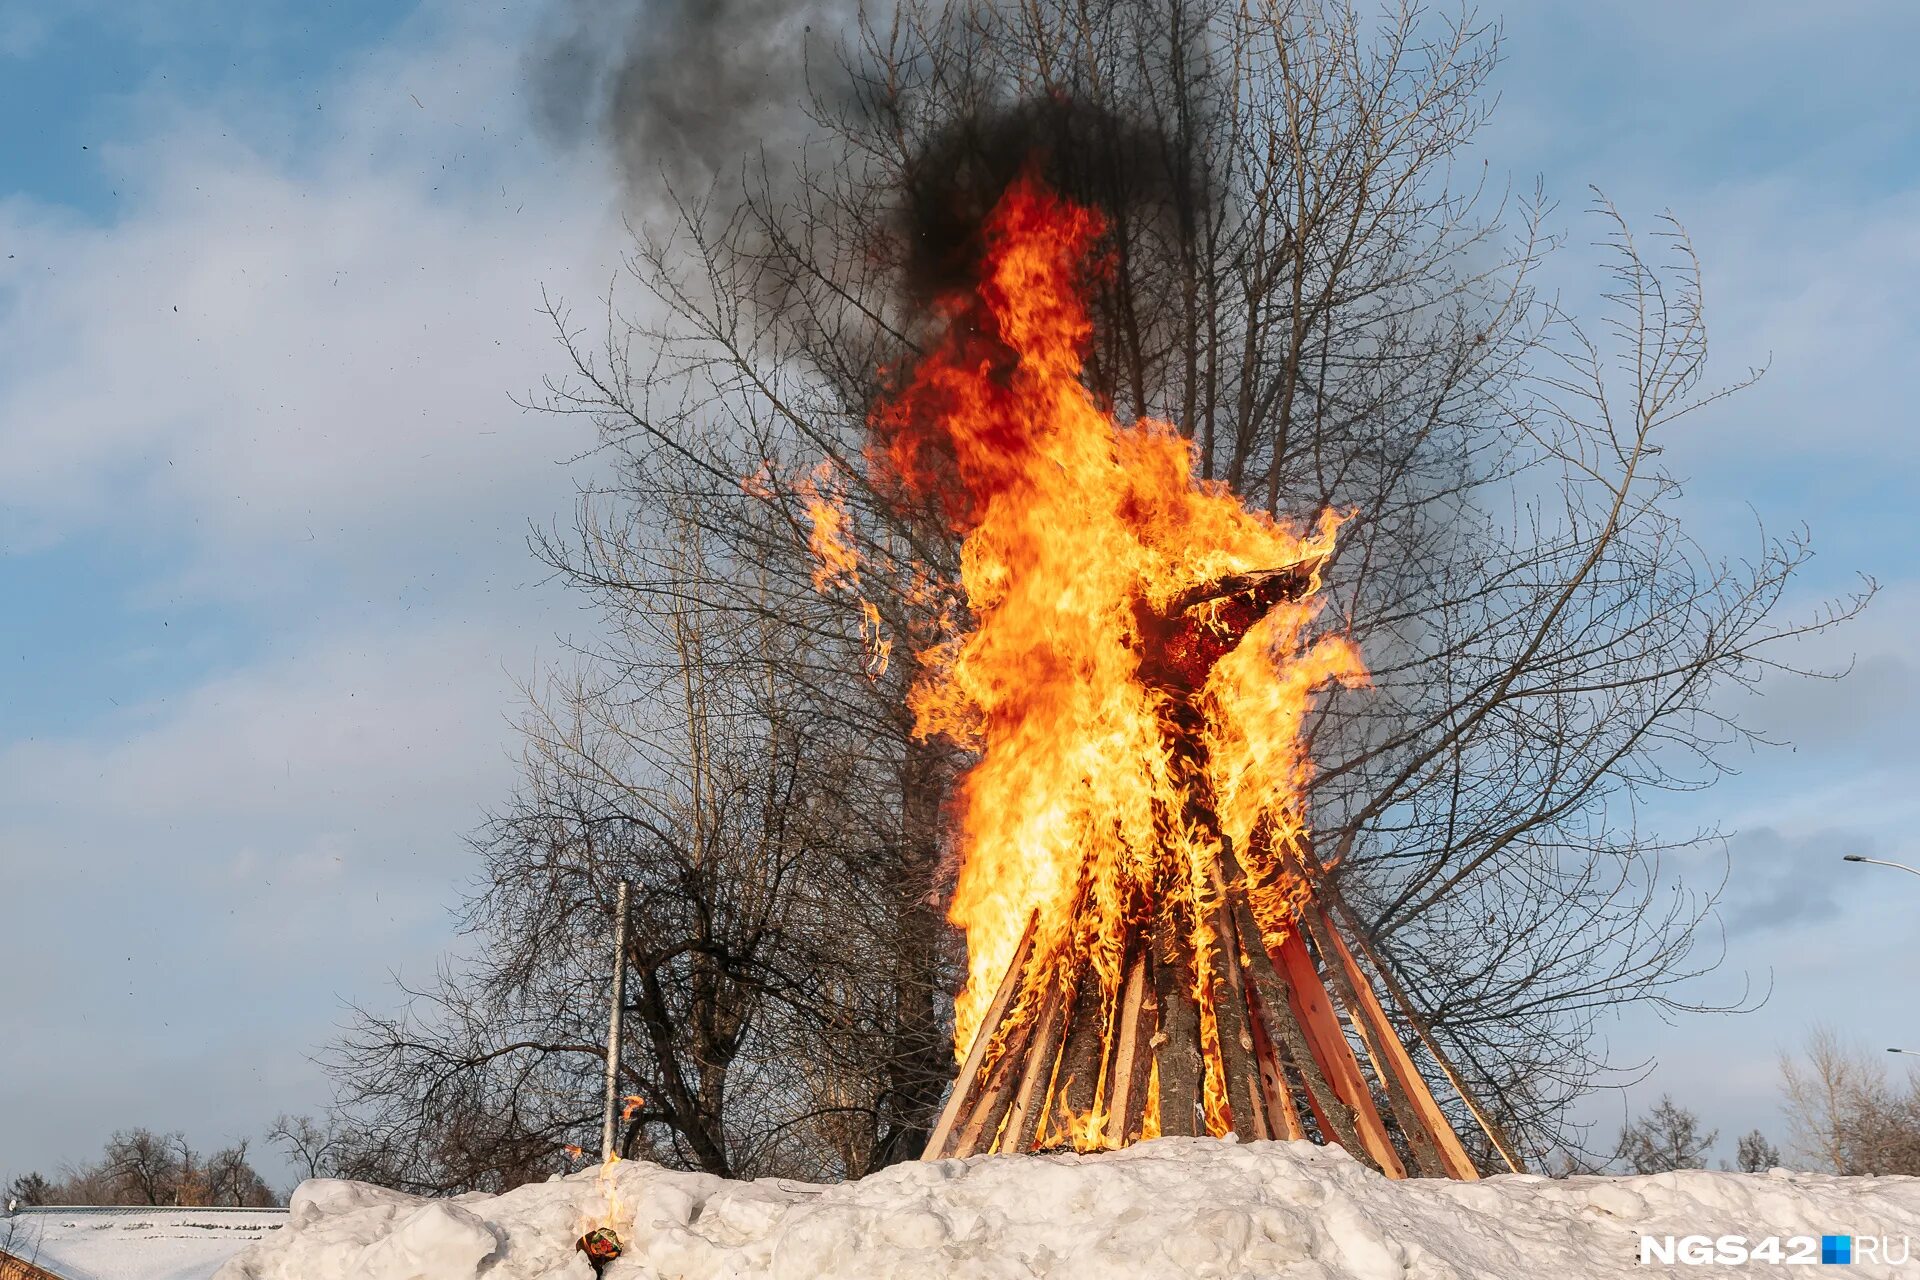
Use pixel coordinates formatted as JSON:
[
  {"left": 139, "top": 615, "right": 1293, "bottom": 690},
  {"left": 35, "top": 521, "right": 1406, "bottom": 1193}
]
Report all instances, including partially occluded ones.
[
  {"left": 1841, "top": 854, "right": 1920, "bottom": 880},
  {"left": 601, "top": 879, "right": 632, "bottom": 1161}
]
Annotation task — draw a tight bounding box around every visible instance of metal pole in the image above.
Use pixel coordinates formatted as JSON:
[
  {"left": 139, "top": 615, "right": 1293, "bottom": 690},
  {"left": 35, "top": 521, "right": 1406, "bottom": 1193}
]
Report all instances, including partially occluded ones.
[{"left": 600, "top": 879, "right": 631, "bottom": 1161}]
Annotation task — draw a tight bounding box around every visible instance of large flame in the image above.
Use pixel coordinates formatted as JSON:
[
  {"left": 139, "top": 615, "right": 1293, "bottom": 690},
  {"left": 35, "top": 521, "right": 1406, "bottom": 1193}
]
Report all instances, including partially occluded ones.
[{"left": 811, "top": 173, "right": 1367, "bottom": 1145}]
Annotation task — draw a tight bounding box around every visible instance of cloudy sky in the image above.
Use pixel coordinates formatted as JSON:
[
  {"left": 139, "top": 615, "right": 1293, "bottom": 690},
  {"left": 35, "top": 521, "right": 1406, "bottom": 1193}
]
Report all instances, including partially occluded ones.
[{"left": 1, "top": 1, "right": 1915, "bottom": 1187}]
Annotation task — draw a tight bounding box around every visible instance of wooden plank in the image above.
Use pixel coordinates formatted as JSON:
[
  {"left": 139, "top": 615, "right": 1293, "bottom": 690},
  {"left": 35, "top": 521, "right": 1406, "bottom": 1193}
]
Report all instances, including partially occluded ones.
[
  {"left": 1332, "top": 894, "right": 1524, "bottom": 1173},
  {"left": 1102, "top": 949, "right": 1154, "bottom": 1147},
  {"left": 1227, "top": 889, "right": 1374, "bottom": 1168},
  {"left": 1298, "top": 836, "right": 1524, "bottom": 1173},
  {"left": 923, "top": 911, "right": 1040, "bottom": 1160},
  {"left": 1298, "top": 904, "right": 1448, "bottom": 1178},
  {"left": 947, "top": 991, "right": 1045, "bottom": 1158},
  {"left": 1274, "top": 928, "right": 1407, "bottom": 1178},
  {"left": 1248, "top": 985, "right": 1305, "bottom": 1141},
  {"left": 1002, "top": 966, "right": 1072, "bottom": 1153},
  {"left": 1316, "top": 906, "right": 1479, "bottom": 1179}
]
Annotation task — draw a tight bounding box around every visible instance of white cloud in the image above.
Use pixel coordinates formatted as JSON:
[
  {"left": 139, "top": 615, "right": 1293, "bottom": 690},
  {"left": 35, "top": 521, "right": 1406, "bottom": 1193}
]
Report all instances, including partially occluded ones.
[
  {"left": 0, "top": 8, "right": 619, "bottom": 591},
  {"left": 0, "top": 3, "right": 631, "bottom": 1182}
]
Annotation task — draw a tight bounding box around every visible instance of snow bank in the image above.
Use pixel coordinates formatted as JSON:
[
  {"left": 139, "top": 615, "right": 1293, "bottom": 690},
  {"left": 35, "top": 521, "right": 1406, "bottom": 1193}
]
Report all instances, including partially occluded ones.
[{"left": 215, "top": 1138, "right": 1920, "bottom": 1280}]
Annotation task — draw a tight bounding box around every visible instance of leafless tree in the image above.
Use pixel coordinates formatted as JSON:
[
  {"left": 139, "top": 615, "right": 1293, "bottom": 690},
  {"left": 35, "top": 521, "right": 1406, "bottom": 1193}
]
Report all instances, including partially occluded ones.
[
  {"left": 331, "top": 511, "right": 945, "bottom": 1185},
  {"left": 267, "top": 1116, "right": 334, "bottom": 1184},
  {"left": 1781, "top": 1027, "right": 1920, "bottom": 1176},
  {"left": 334, "top": 0, "right": 1865, "bottom": 1182}
]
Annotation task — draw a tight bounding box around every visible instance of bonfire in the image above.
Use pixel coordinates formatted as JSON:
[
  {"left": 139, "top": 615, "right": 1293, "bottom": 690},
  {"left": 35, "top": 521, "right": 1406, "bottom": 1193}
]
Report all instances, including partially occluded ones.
[{"left": 800, "top": 171, "right": 1515, "bottom": 1178}]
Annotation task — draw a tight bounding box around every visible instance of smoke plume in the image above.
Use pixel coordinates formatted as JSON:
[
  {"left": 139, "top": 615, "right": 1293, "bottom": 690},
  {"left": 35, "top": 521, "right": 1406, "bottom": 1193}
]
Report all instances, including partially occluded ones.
[{"left": 529, "top": 0, "right": 848, "bottom": 199}]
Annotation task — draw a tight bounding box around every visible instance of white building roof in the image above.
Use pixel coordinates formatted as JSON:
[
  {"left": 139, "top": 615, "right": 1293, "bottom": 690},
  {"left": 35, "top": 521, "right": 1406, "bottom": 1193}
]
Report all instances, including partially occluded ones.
[{"left": 0, "top": 1205, "right": 286, "bottom": 1280}]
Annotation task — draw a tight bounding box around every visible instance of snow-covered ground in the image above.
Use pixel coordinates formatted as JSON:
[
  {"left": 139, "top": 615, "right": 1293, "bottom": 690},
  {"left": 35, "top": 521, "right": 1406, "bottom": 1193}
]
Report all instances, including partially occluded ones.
[
  {"left": 214, "top": 1138, "right": 1920, "bottom": 1280},
  {"left": 2, "top": 1205, "right": 286, "bottom": 1280}
]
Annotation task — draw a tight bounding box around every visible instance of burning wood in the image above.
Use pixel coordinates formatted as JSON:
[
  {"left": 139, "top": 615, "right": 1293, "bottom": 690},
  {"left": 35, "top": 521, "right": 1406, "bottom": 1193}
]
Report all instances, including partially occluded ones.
[{"left": 802, "top": 171, "right": 1504, "bottom": 1176}]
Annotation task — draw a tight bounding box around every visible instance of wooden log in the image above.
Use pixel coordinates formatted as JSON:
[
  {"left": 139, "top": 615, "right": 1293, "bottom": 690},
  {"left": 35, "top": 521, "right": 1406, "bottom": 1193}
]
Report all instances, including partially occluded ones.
[
  {"left": 1053, "top": 954, "right": 1110, "bottom": 1144},
  {"left": 1248, "top": 985, "right": 1305, "bottom": 1141},
  {"left": 1293, "top": 905, "right": 1448, "bottom": 1178},
  {"left": 1102, "top": 949, "right": 1155, "bottom": 1147},
  {"left": 947, "top": 1003, "right": 1040, "bottom": 1158},
  {"left": 1264, "top": 834, "right": 1448, "bottom": 1176},
  {"left": 1225, "top": 889, "right": 1374, "bottom": 1167},
  {"left": 1315, "top": 906, "right": 1479, "bottom": 1179},
  {"left": 1293, "top": 837, "right": 1525, "bottom": 1175},
  {"left": 1273, "top": 929, "right": 1406, "bottom": 1178},
  {"left": 1162, "top": 557, "right": 1329, "bottom": 625},
  {"left": 1001, "top": 965, "right": 1072, "bottom": 1153},
  {"left": 924, "top": 912, "right": 1041, "bottom": 1160},
  {"left": 1204, "top": 850, "right": 1267, "bottom": 1140},
  {"left": 1330, "top": 895, "right": 1525, "bottom": 1174},
  {"left": 1151, "top": 900, "right": 1205, "bottom": 1137},
  {"left": 1135, "top": 554, "right": 1331, "bottom": 699}
]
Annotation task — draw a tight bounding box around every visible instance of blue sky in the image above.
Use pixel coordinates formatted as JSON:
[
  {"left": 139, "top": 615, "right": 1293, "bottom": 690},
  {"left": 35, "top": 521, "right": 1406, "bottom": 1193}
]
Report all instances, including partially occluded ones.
[{"left": 1, "top": 1, "right": 1916, "bottom": 1188}]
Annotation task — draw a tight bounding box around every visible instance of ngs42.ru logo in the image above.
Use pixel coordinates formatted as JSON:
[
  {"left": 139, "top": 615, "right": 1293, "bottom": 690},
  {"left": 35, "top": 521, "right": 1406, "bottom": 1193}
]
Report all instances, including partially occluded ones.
[{"left": 1641, "top": 1235, "right": 1912, "bottom": 1266}]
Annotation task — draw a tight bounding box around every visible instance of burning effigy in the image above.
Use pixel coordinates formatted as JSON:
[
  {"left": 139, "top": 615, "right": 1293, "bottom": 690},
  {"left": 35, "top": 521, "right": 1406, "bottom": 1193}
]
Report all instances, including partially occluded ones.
[
  {"left": 804, "top": 171, "right": 1507, "bottom": 1177},
  {"left": 517, "top": 169, "right": 1501, "bottom": 1273}
]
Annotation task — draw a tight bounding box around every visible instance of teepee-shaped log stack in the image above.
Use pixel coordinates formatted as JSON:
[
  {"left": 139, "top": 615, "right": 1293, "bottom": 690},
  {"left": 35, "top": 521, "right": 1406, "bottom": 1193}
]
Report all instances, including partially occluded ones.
[{"left": 921, "top": 562, "right": 1520, "bottom": 1179}]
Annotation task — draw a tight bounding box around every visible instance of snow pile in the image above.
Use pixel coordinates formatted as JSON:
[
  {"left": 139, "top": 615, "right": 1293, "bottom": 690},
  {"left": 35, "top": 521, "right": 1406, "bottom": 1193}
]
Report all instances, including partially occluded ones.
[
  {"left": 215, "top": 1138, "right": 1920, "bottom": 1280},
  {"left": 5, "top": 1205, "right": 286, "bottom": 1280}
]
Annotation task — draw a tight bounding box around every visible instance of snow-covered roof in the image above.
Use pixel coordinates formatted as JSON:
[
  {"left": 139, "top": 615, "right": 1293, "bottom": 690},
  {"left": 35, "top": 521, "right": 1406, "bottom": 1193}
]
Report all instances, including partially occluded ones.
[{"left": 0, "top": 1206, "right": 286, "bottom": 1280}]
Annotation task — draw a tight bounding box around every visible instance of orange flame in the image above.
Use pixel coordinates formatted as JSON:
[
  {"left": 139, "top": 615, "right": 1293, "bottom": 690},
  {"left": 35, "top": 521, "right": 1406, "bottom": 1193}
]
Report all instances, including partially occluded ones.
[
  {"left": 799, "top": 461, "right": 893, "bottom": 680},
  {"left": 812, "top": 173, "right": 1366, "bottom": 1148}
]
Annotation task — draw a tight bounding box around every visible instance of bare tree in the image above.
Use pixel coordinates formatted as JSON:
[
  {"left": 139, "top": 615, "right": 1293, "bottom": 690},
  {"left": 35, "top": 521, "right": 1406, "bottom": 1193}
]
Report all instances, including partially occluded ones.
[
  {"left": 333, "top": 0, "right": 1864, "bottom": 1181},
  {"left": 331, "top": 512, "right": 942, "bottom": 1186},
  {"left": 1781, "top": 1027, "right": 1920, "bottom": 1176},
  {"left": 204, "top": 1142, "right": 277, "bottom": 1208},
  {"left": 267, "top": 1115, "right": 343, "bottom": 1184},
  {"left": 103, "top": 1130, "right": 185, "bottom": 1206}
]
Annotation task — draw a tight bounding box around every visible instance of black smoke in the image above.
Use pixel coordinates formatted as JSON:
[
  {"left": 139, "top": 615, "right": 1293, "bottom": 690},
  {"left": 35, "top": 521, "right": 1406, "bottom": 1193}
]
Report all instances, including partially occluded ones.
[
  {"left": 529, "top": 0, "right": 848, "bottom": 197},
  {"left": 531, "top": 2, "right": 1208, "bottom": 274},
  {"left": 893, "top": 91, "right": 1206, "bottom": 307}
]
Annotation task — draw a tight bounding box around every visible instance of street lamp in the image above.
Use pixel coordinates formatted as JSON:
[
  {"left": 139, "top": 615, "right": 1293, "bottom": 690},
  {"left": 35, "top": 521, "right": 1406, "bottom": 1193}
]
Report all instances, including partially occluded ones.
[
  {"left": 1842, "top": 854, "right": 1920, "bottom": 879},
  {"left": 1891, "top": 1048, "right": 1919, "bottom": 1058}
]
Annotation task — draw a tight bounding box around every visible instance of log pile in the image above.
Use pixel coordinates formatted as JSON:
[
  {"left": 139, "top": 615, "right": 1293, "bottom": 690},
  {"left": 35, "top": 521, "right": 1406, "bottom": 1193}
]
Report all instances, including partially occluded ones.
[{"left": 922, "top": 557, "right": 1516, "bottom": 1178}]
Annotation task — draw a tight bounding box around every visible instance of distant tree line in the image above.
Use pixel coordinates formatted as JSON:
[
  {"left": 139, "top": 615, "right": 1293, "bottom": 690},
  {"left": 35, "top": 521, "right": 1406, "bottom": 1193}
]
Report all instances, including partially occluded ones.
[
  {"left": 5, "top": 1130, "right": 276, "bottom": 1209},
  {"left": 1564, "top": 1029, "right": 1920, "bottom": 1177}
]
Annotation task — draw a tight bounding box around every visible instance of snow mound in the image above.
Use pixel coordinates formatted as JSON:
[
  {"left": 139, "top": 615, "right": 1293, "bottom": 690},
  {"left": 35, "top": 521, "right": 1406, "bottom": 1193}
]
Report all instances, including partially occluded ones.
[{"left": 214, "top": 1138, "right": 1920, "bottom": 1280}]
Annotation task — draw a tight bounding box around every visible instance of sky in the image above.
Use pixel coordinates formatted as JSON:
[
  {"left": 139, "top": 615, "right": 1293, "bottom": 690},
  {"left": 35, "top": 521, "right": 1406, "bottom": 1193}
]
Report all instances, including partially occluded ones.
[{"left": 1, "top": 0, "right": 1916, "bottom": 1189}]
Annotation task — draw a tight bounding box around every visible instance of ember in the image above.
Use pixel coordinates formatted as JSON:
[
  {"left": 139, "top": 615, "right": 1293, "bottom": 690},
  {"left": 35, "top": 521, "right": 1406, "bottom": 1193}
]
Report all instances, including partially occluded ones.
[{"left": 808, "top": 172, "right": 1512, "bottom": 1176}]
